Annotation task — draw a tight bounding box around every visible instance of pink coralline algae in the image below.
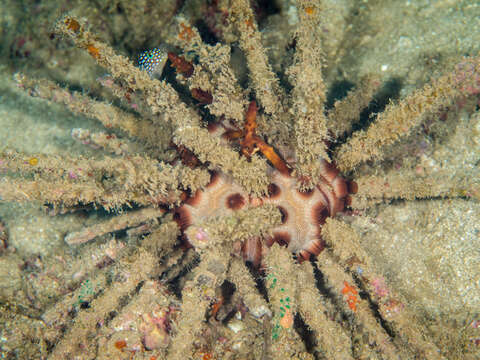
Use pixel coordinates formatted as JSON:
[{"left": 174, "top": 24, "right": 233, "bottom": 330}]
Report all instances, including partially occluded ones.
[{"left": 371, "top": 277, "right": 389, "bottom": 298}]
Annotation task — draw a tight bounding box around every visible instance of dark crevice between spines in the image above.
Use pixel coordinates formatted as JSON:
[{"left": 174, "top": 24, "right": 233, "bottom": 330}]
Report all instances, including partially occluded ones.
[
  {"left": 311, "top": 260, "right": 350, "bottom": 324},
  {"left": 244, "top": 261, "right": 269, "bottom": 303},
  {"left": 194, "top": 19, "right": 220, "bottom": 45},
  {"left": 101, "top": 279, "right": 145, "bottom": 329},
  {"left": 328, "top": 77, "right": 404, "bottom": 154},
  {"left": 293, "top": 313, "right": 322, "bottom": 359},
  {"left": 165, "top": 250, "right": 201, "bottom": 299},
  {"left": 351, "top": 273, "right": 396, "bottom": 340}
]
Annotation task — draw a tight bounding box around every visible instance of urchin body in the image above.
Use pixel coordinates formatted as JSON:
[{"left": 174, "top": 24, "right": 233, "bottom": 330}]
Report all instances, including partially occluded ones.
[{"left": 176, "top": 157, "right": 351, "bottom": 266}]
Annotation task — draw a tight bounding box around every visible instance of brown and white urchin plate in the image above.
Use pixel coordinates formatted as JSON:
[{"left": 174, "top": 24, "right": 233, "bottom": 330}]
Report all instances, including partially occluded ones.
[{"left": 175, "top": 158, "right": 351, "bottom": 265}]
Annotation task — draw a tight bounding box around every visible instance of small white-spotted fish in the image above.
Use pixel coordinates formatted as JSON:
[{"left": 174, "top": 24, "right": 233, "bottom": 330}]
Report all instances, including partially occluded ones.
[{"left": 138, "top": 46, "right": 168, "bottom": 78}]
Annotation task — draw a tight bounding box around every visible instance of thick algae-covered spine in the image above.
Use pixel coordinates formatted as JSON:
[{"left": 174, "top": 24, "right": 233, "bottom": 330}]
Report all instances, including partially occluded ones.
[
  {"left": 48, "top": 248, "right": 158, "bottom": 359},
  {"left": 230, "top": 0, "right": 290, "bottom": 146},
  {"left": 264, "top": 244, "right": 312, "bottom": 359},
  {"left": 297, "top": 261, "right": 354, "bottom": 359},
  {"left": 288, "top": 1, "right": 330, "bottom": 182},
  {"left": 335, "top": 56, "right": 480, "bottom": 173},
  {"left": 170, "top": 205, "right": 281, "bottom": 359},
  {"left": 0, "top": 150, "right": 209, "bottom": 209},
  {"left": 15, "top": 73, "right": 172, "bottom": 155},
  {"left": 54, "top": 15, "right": 270, "bottom": 194},
  {"left": 322, "top": 218, "right": 446, "bottom": 359}
]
